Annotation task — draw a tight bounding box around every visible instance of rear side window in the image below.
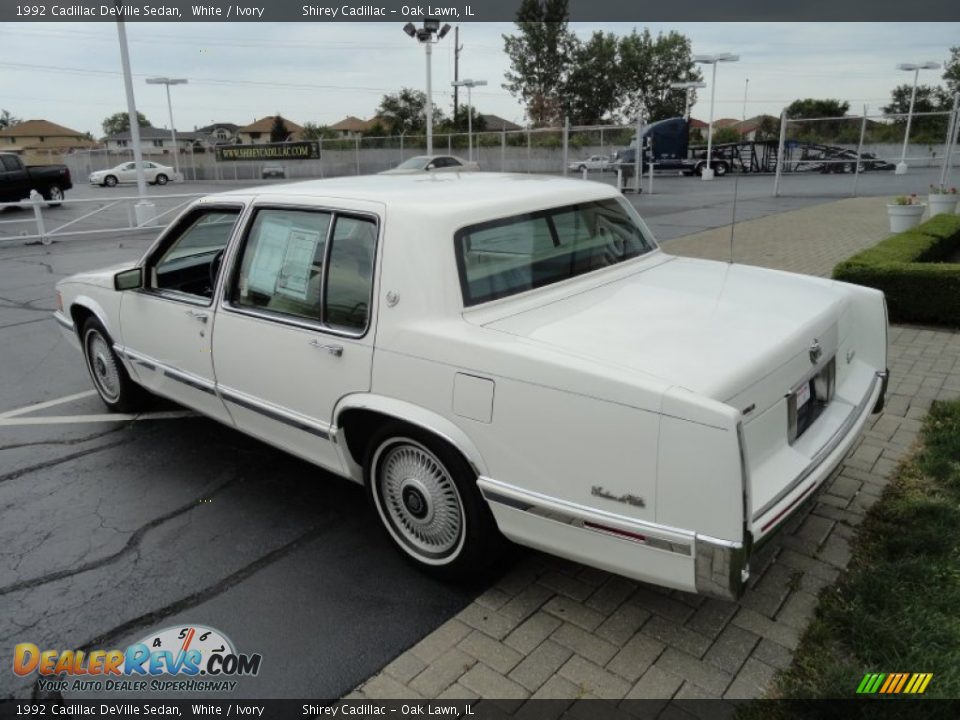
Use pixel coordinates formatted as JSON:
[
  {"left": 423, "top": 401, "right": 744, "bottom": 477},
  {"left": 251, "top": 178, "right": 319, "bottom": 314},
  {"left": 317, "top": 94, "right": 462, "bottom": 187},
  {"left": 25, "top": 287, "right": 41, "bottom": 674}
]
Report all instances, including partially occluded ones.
[
  {"left": 1, "top": 155, "right": 21, "bottom": 171},
  {"left": 230, "top": 208, "right": 377, "bottom": 333},
  {"left": 455, "top": 198, "right": 655, "bottom": 306},
  {"left": 233, "top": 209, "right": 332, "bottom": 321},
  {"left": 324, "top": 216, "right": 377, "bottom": 332}
]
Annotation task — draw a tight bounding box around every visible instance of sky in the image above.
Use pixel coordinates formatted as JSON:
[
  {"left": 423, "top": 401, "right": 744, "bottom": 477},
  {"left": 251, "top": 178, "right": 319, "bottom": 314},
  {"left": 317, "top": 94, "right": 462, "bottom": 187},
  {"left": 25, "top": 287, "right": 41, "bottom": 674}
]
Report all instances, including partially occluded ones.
[{"left": 0, "top": 22, "right": 957, "bottom": 137}]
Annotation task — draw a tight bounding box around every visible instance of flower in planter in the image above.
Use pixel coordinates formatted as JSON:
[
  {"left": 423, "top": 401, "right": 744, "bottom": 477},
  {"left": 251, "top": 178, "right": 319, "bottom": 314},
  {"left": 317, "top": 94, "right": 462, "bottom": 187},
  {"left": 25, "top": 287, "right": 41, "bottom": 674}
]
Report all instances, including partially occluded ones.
[
  {"left": 929, "top": 184, "right": 958, "bottom": 195},
  {"left": 894, "top": 193, "right": 921, "bottom": 205}
]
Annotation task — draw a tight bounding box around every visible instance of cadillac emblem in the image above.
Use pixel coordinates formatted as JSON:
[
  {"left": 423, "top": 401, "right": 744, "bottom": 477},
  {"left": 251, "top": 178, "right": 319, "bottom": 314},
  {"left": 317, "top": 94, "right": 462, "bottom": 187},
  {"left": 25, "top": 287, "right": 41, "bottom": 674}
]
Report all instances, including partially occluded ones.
[{"left": 809, "top": 339, "right": 823, "bottom": 364}]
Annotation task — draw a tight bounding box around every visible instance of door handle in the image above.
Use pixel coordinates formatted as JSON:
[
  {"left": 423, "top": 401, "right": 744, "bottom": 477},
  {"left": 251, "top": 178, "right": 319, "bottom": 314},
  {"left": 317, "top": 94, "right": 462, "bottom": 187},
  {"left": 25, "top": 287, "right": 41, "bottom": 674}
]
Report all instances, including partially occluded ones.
[
  {"left": 185, "top": 310, "right": 209, "bottom": 324},
  {"left": 309, "top": 339, "right": 343, "bottom": 357}
]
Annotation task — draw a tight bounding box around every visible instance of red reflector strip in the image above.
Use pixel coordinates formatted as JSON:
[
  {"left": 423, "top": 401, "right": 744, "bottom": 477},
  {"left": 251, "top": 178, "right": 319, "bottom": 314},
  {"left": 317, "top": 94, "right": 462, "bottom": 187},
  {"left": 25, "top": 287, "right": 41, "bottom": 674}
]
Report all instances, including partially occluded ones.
[
  {"left": 761, "top": 481, "right": 817, "bottom": 533},
  {"left": 583, "top": 521, "right": 647, "bottom": 544}
]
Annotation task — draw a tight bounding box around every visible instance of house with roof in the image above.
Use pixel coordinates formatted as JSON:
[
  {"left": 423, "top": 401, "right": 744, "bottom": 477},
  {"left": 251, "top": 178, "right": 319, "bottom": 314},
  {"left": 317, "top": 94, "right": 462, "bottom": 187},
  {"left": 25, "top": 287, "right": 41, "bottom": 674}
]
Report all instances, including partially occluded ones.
[
  {"left": 102, "top": 126, "right": 202, "bottom": 156},
  {"left": 195, "top": 122, "right": 240, "bottom": 146},
  {"left": 478, "top": 114, "right": 522, "bottom": 132},
  {"left": 235, "top": 116, "right": 303, "bottom": 144},
  {"left": 329, "top": 116, "right": 374, "bottom": 139},
  {"left": 0, "top": 119, "right": 94, "bottom": 164}
]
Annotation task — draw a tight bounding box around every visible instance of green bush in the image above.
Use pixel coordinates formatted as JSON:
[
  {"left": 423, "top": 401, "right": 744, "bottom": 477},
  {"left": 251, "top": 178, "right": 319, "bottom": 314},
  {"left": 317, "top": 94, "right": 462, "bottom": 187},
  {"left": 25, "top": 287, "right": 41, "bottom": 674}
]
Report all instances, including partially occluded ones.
[{"left": 832, "top": 214, "right": 960, "bottom": 326}]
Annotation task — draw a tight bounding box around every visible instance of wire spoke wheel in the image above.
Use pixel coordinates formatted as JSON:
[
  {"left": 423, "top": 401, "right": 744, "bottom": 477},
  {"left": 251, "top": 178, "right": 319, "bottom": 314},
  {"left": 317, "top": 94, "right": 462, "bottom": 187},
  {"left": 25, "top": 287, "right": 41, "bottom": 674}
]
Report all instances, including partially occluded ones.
[
  {"left": 84, "top": 329, "right": 121, "bottom": 403},
  {"left": 375, "top": 439, "right": 465, "bottom": 562}
]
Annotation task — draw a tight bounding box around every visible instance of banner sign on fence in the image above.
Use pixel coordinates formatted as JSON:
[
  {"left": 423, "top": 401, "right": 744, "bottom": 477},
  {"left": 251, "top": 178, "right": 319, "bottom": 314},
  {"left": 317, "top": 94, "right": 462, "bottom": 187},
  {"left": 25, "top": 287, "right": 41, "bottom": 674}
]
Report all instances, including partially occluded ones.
[{"left": 215, "top": 142, "right": 320, "bottom": 162}]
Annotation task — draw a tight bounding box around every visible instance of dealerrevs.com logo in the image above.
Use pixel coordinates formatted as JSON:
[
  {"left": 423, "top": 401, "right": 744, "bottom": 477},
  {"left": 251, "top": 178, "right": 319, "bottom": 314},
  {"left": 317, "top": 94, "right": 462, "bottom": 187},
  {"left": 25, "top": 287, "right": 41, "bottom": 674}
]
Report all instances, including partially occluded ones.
[{"left": 13, "top": 624, "right": 262, "bottom": 694}]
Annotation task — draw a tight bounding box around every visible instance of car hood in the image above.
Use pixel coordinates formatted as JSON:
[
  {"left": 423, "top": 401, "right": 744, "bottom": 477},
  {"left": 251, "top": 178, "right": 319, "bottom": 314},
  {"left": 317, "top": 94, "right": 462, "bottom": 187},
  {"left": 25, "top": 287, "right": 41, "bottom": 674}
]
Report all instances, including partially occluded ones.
[
  {"left": 480, "top": 255, "right": 851, "bottom": 406},
  {"left": 60, "top": 262, "right": 137, "bottom": 289}
]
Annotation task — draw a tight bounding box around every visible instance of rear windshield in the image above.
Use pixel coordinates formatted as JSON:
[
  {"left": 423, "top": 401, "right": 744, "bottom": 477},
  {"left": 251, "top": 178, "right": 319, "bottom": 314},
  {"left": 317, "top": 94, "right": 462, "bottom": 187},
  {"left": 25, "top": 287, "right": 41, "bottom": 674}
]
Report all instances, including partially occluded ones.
[{"left": 455, "top": 198, "right": 656, "bottom": 306}]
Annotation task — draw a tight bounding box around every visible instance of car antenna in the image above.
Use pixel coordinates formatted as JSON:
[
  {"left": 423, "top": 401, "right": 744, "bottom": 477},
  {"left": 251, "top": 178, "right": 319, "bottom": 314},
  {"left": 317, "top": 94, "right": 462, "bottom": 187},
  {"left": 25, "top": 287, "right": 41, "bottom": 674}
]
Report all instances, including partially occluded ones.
[{"left": 728, "top": 171, "right": 740, "bottom": 264}]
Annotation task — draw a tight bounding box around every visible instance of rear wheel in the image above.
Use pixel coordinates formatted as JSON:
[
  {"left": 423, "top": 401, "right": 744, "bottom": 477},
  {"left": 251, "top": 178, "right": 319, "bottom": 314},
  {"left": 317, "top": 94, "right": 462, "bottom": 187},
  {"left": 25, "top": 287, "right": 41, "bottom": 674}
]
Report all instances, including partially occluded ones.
[
  {"left": 155, "top": 174, "right": 168, "bottom": 186},
  {"left": 365, "top": 423, "right": 504, "bottom": 579},
  {"left": 44, "top": 185, "right": 64, "bottom": 207},
  {"left": 104, "top": 175, "right": 117, "bottom": 187},
  {"left": 714, "top": 162, "right": 728, "bottom": 177},
  {"left": 81, "top": 317, "right": 148, "bottom": 413}
]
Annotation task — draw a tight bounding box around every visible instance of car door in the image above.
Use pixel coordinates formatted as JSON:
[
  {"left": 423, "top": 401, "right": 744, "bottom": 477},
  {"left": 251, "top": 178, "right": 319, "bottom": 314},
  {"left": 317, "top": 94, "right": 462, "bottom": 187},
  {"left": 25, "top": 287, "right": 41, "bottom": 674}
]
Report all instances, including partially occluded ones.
[
  {"left": 142, "top": 162, "right": 157, "bottom": 183},
  {"left": 117, "top": 162, "right": 137, "bottom": 183},
  {"left": 118, "top": 204, "right": 243, "bottom": 423},
  {"left": 212, "top": 201, "right": 380, "bottom": 473},
  {"left": 0, "top": 155, "right": 30, "bottom": 200}
]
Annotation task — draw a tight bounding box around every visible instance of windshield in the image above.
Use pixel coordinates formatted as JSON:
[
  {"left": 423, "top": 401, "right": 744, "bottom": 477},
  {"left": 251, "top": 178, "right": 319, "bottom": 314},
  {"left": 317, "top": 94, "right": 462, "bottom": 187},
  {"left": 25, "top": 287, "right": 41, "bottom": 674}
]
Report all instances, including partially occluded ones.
[
  {"left": 455, "top": 198, "right": 656, "bottom": 307},
  {"left": 396, "top": 156, "right": 430, "bottom": 169}
]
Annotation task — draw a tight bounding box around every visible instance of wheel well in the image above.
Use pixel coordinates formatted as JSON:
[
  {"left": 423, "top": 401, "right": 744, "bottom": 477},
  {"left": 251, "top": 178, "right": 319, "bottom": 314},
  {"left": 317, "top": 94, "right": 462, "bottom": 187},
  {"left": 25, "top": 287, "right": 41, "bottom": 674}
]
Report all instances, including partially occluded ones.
[
  {"left": 337, "top": 408, "right": 475, "bottom": 475},
  {"left": 69, "top": 304, "right": 95, "bottom": 338}
]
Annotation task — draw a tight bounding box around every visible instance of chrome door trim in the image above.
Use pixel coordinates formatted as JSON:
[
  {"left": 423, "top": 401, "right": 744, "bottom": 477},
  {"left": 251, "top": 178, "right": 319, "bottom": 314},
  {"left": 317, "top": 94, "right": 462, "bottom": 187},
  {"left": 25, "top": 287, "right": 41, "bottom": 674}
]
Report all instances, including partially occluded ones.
[{"left": 218, "top": 385, "right": 332, "bottom": 441}]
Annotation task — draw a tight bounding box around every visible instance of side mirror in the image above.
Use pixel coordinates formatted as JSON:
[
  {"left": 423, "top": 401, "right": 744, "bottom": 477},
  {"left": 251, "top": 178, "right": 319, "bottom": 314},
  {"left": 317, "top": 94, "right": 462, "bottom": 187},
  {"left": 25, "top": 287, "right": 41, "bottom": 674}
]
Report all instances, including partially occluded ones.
[{"left": 114, "top": 267, "right": 143, "bottom": 291}]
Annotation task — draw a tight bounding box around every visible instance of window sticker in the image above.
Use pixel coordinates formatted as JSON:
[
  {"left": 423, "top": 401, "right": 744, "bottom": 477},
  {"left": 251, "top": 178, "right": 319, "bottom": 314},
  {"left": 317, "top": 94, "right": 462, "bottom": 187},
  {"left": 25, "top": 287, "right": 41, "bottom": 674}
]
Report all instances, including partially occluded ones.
[
  {"left": 276, "top": 228, "right": 321, "bottom": 300},
  {"left": 246, "top": 216, "right": 291, "bottom": 295}
]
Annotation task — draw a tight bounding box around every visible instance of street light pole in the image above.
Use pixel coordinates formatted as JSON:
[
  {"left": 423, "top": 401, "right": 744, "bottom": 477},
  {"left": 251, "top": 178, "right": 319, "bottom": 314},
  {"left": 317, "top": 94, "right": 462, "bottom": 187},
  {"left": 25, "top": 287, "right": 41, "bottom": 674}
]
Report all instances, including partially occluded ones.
[
  {"left": 895, "top": 61, "right": 941, "bottom": 174},
  {"left": 404, "top": 20, "right": 451, "bottom": 156},
  {"left": 146, "top": 77, "right": 188, "bottom": 177},
  {"left": 115, "top": 20, "right": 154, "bottom": 224},
  {"left": 694, "top": 53, "right": 740, "bottom": 181},
  {"left": 452, "top": 78, "right": 487, "bottom": 161}
]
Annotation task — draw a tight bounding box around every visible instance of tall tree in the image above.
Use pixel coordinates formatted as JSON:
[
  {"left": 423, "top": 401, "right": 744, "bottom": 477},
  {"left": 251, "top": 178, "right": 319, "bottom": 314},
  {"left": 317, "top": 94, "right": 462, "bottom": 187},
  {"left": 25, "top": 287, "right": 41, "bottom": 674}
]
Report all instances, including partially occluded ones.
[
  {"left": 102, "top": 111, "right": 151, "bottom": 137},
  {"left": 376, "top": 88, "right": 445, "bottom": 134},
  {"left": 562, "top": 31, "right": 621, "bottom": 124},
  {"left": 270, "top": 115, "right": 290, "bottom": 142},
  {"left": 944, "top": 46, "right": 960, "bottom": 96},
  {"left": 883, "top": 85, "right": 951, "bottom": 140},
  {"left": 0, "top": 110, "right": 20, "bottom": 130},
  {"left": 502, "top": 0, "right": 576, "bottom": 126},
  {"left": 618, "top": 29, "right": 701, "bottom": 122}
]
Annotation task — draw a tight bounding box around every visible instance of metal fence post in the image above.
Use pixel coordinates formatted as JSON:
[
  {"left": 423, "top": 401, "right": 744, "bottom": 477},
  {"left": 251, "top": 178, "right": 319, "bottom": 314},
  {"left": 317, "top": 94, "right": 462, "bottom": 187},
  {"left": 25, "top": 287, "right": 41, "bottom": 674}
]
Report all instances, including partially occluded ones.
[
  {"left": 939, "top": 93, "right": 960, "bottom": 189},
  {"left": 501, "top": 129, "right": 506, "bottom": 171},
  {"left": 634, "top": 115, "right": 642, "bottom": 193},
  {"left": 527, "top": 128, "right": 531, "bottom": 173},
  {"left": 773, "top": 109, "right": 787, "bottom": 197},
  {"left": 562, "top": 117, "right": 570, "bottom": 176},
  {"left": 29, "top": 190, "right": 48, "bottom": 244},
  {"left": 852, "top": 105, "right": 868, "bottom": 197},
  {"left": 355, "top": 137, "right": 360, "bottom": 176},
  {"left": 448, "top": 134, "right": 452, "bottom": 153}
]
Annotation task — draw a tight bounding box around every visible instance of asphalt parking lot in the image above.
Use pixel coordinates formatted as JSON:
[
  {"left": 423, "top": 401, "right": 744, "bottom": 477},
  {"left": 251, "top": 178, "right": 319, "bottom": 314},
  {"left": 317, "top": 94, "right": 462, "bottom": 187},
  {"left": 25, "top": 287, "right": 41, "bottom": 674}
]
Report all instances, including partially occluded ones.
[{"left": 0, "top": 165, "right": 950, "bottom": 700}]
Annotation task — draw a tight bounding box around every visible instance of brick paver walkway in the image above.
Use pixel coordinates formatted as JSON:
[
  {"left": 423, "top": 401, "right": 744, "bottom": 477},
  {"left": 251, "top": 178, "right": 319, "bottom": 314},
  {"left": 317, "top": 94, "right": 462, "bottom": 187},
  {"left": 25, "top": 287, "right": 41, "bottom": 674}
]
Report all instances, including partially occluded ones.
[{"left": 349, "top": 199, "right": 960, "bottom": 702}]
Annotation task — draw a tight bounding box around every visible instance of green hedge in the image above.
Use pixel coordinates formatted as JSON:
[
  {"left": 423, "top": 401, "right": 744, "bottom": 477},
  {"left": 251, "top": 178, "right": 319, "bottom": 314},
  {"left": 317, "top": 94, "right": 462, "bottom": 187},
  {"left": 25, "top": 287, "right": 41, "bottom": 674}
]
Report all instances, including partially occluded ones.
[{"left": 832, "top": 214, "right": 960, "bottom": 326}]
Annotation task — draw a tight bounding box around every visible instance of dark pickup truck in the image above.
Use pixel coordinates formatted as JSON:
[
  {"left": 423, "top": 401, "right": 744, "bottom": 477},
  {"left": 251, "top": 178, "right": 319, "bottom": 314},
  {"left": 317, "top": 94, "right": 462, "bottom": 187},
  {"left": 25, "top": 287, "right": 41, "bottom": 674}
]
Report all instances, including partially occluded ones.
[{"left": 0, "top": 152, "right": 73, "bottom": 206}]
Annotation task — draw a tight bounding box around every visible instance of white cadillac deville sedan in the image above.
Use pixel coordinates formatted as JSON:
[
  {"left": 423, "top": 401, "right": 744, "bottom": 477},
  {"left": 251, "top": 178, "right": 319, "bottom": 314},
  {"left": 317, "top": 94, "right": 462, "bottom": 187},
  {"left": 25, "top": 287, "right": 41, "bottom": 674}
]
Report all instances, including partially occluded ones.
[{"left": 53, "top": 174, "right": 888, "bottom": 599}]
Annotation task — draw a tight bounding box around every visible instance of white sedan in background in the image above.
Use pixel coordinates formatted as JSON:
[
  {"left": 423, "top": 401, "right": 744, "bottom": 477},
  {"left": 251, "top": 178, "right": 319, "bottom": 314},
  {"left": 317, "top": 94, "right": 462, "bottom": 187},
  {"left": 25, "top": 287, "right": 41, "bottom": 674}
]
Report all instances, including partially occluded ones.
[
  {"left": 379, "top": 155, "right": 479, "bottom": 175},
  {"left": 89, "top": 161, "right": 177, "bottom": 187},
  {"left": 569, "top": 155, "right": 611, "bottom": 172}
]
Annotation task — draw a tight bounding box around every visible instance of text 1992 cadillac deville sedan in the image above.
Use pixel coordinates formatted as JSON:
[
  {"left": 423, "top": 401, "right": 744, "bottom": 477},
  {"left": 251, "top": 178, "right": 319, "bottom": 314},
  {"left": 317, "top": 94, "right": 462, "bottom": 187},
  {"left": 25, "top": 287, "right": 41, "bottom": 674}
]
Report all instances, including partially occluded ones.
[{"left": 53, "top": 173, "right": 888, "bottom": 599}]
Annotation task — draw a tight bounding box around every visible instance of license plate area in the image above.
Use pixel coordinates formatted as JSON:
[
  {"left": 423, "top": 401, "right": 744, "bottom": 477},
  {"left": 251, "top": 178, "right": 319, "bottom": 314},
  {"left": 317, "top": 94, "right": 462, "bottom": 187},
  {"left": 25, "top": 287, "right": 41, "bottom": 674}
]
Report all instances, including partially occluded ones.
[{"left": 788, "top": 357, "right": 836, "bottom": 444}]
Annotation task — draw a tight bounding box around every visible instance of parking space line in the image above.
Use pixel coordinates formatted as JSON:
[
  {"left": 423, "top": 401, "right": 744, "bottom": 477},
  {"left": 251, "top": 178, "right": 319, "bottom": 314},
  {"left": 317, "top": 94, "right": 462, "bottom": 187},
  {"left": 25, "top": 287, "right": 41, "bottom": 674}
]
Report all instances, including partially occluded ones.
[
  {"left": 0, "top": 410, "right": 195, "bottom": 426},
  {"left": 0, "top": 390, "right": 97, "bottom": 418}
]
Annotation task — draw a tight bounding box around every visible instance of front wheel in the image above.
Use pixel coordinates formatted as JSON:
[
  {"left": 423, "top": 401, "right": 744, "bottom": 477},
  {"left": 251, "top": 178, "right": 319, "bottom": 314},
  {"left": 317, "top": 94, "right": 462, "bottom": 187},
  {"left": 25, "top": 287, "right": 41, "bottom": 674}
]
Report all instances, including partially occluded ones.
[
  {"left": 365, "top": 423, "right": 504, "bottom": 579},
  {"left": 713, "top": 162, "right": 728, "bottom": 177},
  {"left": 104, "top": 175, "right": 118, "bottom": 187},
  {"left": 81, "top": 317, "right": 148, "bottom": 413}
]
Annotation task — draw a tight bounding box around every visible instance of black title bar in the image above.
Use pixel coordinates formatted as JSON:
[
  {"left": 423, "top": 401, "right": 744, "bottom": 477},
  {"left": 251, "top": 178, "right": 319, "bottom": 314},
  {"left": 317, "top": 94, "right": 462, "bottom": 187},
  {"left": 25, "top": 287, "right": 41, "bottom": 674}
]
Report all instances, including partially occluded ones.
[{"left": 2, "top": 0, "right": 957, "bottom": 22}]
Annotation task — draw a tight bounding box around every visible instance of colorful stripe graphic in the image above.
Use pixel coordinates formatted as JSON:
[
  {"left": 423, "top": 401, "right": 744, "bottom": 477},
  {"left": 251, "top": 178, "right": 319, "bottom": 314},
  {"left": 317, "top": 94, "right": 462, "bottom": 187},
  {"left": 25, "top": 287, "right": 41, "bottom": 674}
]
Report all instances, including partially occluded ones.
[{"left": 857, "top": 672, "right": 933, "bottom": 695}]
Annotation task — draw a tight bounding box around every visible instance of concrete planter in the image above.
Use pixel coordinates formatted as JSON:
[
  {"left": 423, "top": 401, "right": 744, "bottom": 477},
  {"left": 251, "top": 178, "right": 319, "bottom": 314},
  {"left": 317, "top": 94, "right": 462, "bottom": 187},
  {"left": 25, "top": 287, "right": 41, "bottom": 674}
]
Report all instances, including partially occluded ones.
[
  {"left": 928, "top": 194, "right": 959, "bottom": 217},
  {"left": 887, "top": 203, "right": 926, "bottom": 233}
]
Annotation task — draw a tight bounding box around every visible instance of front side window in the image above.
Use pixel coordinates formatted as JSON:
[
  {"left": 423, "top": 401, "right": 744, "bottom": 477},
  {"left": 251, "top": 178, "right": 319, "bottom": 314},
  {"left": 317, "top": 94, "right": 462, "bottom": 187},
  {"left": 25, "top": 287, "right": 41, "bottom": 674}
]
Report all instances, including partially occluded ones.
[
  {"left": 455, "top": 198, "right": 655, "bottom": 306},
  {"left": 152, "top": 210, "right": 240, "bottom": 299}
]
